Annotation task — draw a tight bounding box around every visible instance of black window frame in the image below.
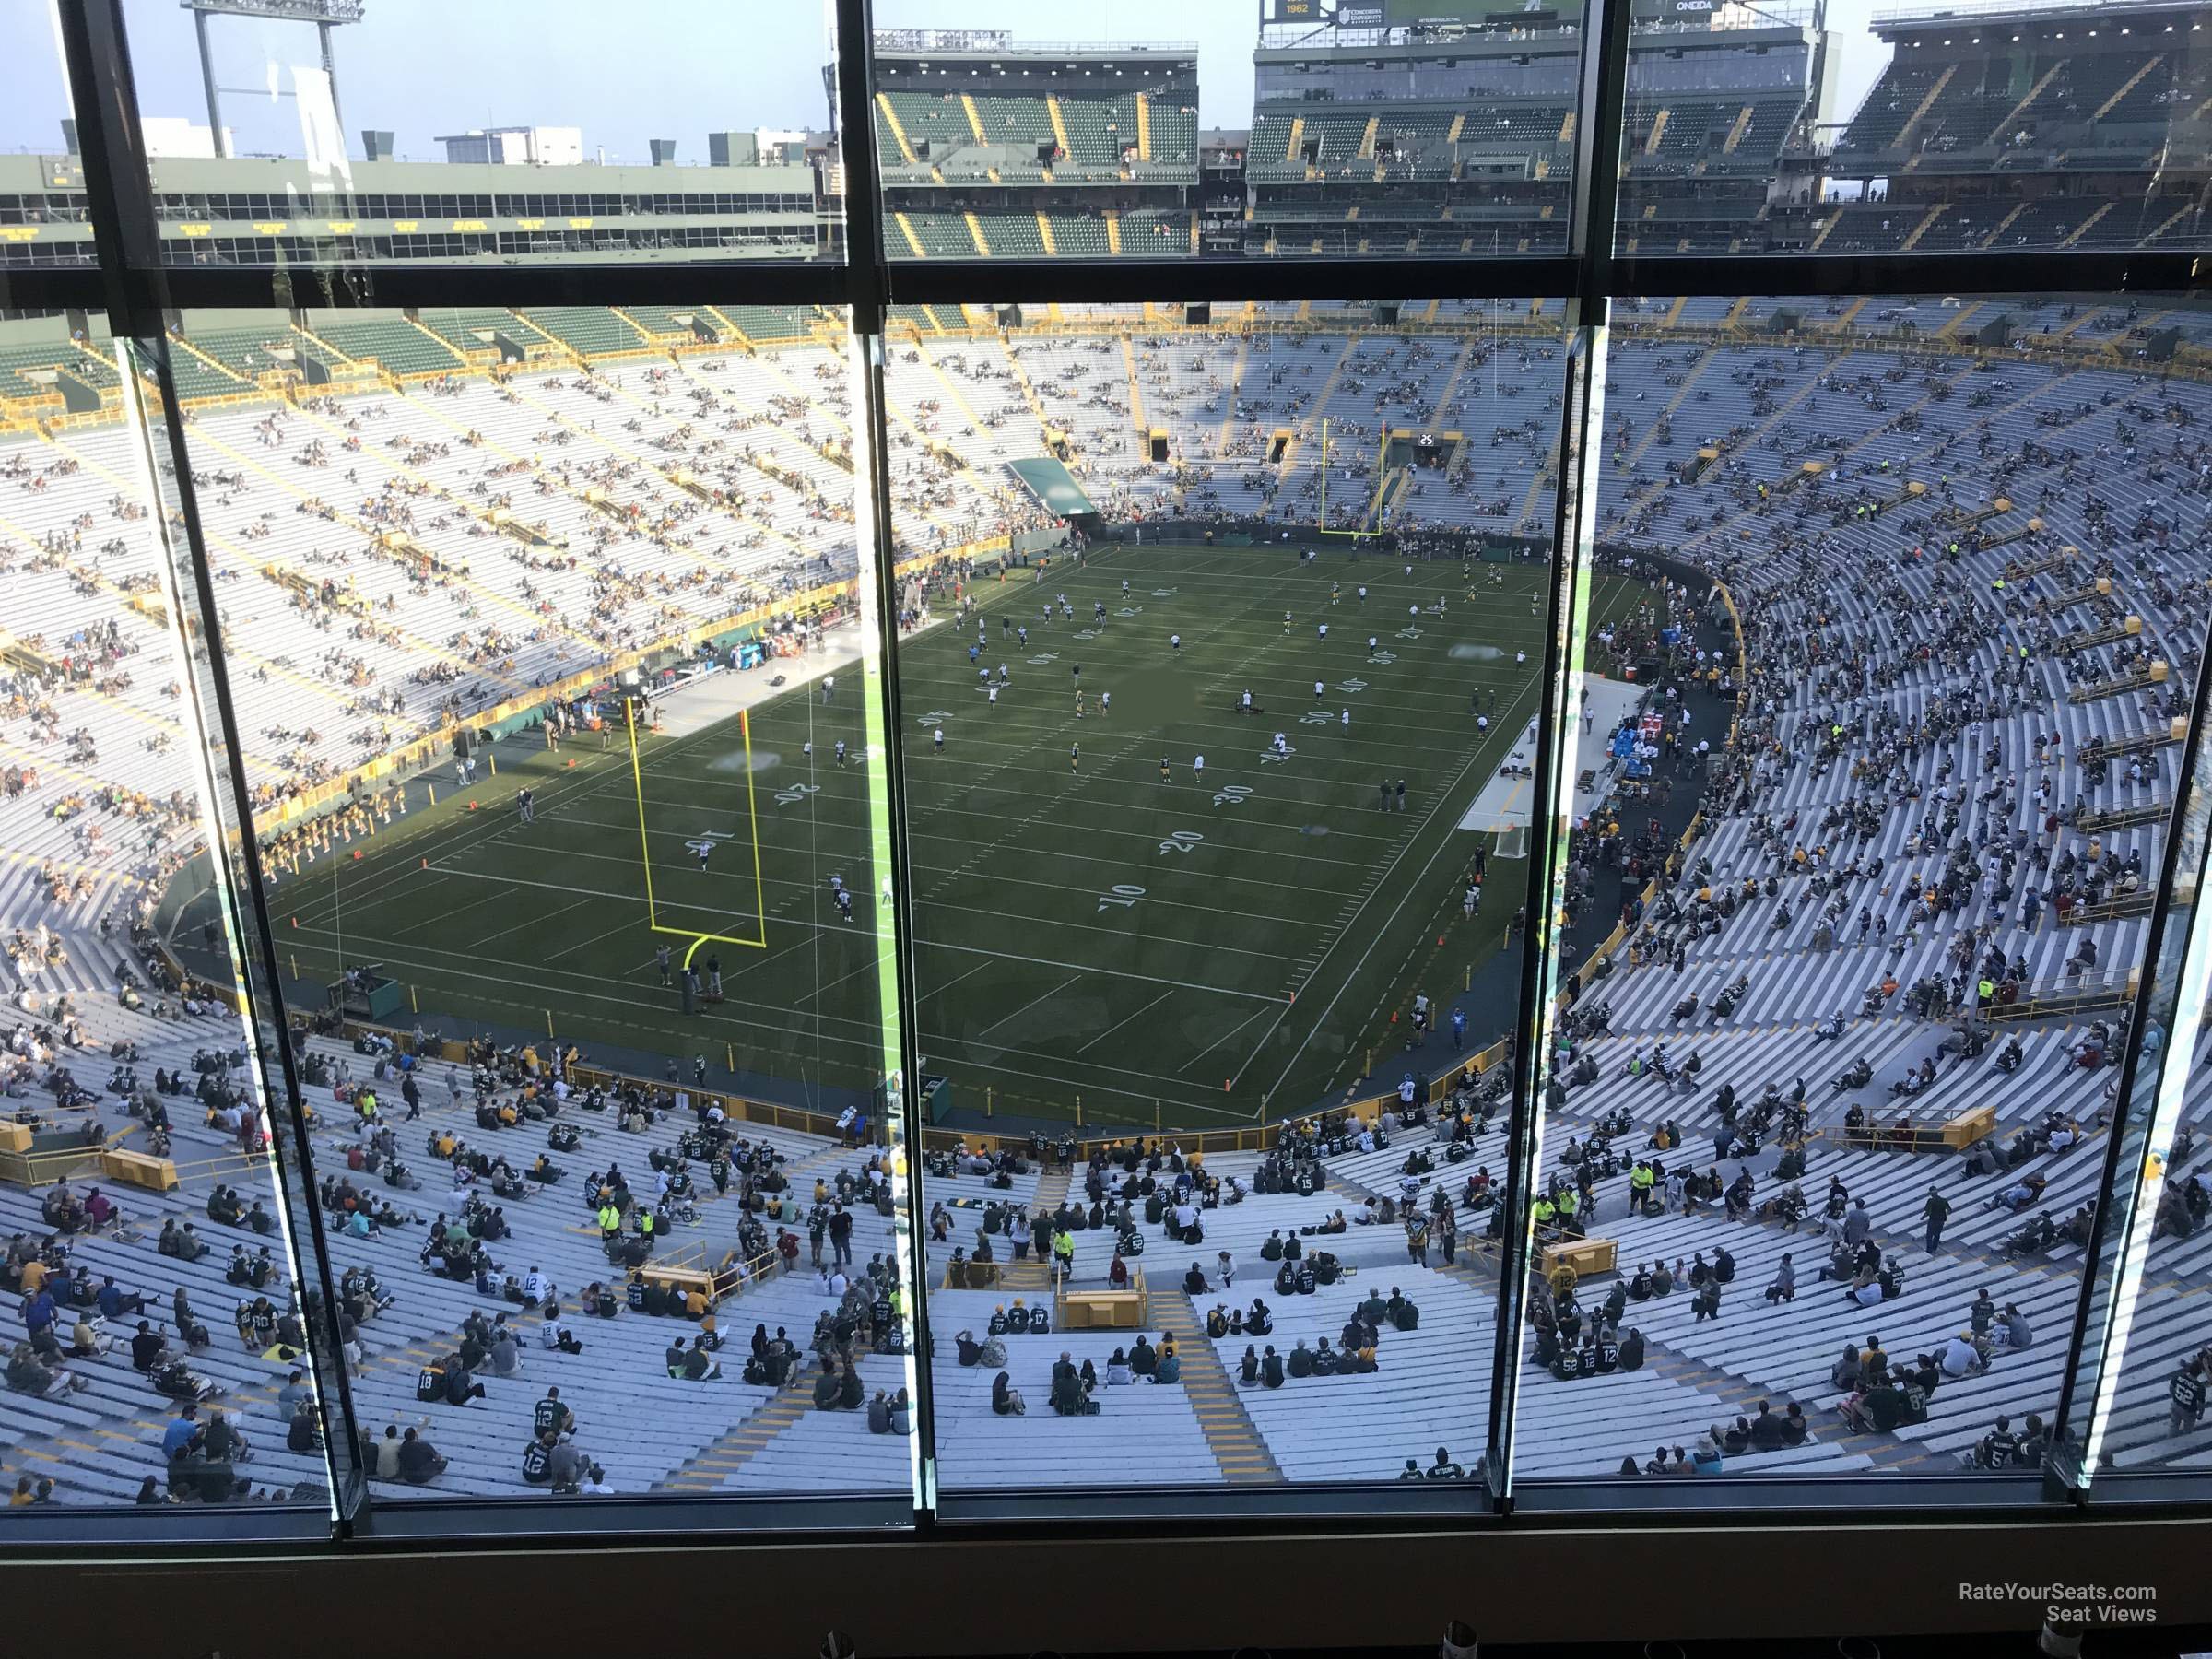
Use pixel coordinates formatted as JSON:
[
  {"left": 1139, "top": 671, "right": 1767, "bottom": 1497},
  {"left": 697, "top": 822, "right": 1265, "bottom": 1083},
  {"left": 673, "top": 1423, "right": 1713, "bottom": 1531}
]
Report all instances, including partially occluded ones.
[{"left": 0, "top": 0, "right": 2202, "bottom": 1559}]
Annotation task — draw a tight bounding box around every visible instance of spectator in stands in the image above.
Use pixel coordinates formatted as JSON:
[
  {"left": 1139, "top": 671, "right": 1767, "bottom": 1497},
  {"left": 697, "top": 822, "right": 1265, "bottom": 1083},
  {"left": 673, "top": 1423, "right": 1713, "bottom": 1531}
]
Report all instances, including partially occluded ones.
[
  {"left": 19, "top": 1286, "right": 57, "bottom": 1348},
  {"left": 1692, "top": 1277, "right": 1722, "bottom": 1322},
  {"left": 275, "top": 1369, "right": 312, "bottom": 1422},
  {"left": 1765, "top": 1253, "right": 1795, "bottom": 1304},
  {"left": 8, "top": 1340, "right": 80, "bottom": 1398},
  {"left": 160, "top": 1404, "right": 204, "bottom": 1462},
  {"left": 677, "top": 1335, "right": 721, "bottom": 1383},
  {"left": 158, "top": 1219, "right": 207, "bottom": 1263},
  {"left": 1050, "top": 1353, "right": 1086, "bottom": 1416},
  {"left": 1129, "top": 1335, "right": 1158, "bottom": 1380},
  {"left": 1972, "top": 1417, "right": 2021, "bottom": 1470},
  {"left": 130, "top": 1321, "right": 168, "bottom": 1374},
  {"left": 442, "top": 1353, "right": 487, "bottom": 1406},
  {"left": 388, "top": 1426, "right": 442, "bottom": 1486},
  {"left": 2170, "top": 1353, "right": 2207, "bottom": 1437},
  {"left": 545, "top": 1430, "right": 583, "bottom": 1490},
  {"left": 1941, "top": 1329, "right": 1988, "bottom": 1380},
  {"left": 95, "top": 1275, "right": 146, "bottom": 1320},
  {"left": 1832, "top": 1343, "right": 1863, "bottom": 1394},
  {"left": 202, "top": 1408, "right": 249, "bottom": 1465},
  {"left": 990, "top": 1371, "right": 1023, "bottom": 1416},
  {"left": 1843, "top": 1200, "right": 1872, "bottom": 1251}
]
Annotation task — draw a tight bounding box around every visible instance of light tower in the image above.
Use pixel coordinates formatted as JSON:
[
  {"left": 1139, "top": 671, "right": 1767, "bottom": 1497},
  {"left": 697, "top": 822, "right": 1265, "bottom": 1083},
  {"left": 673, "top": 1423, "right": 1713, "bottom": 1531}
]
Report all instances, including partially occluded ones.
[{"left": 180, "top": 0, "right": 365, "bottom": 159}]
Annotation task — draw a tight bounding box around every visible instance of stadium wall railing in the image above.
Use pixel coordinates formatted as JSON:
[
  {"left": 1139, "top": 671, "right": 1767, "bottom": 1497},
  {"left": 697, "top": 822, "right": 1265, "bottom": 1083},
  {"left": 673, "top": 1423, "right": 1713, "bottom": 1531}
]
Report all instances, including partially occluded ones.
[{"left": 229, "top": 533, "right": 1011, "bottom": 843}]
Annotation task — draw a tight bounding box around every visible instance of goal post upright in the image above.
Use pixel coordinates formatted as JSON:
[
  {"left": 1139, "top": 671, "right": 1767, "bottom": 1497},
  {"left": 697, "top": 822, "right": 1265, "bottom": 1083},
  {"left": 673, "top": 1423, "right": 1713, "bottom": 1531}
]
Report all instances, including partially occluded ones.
[
  {"left": 1317, "top": 416, "right": 1391, "bottom": 541},
  {"left": 626, "top": 692, "right": 770, "bottom": 955},
  {"left": 625, "top": 696, "right": 660, "bottom": 931}
]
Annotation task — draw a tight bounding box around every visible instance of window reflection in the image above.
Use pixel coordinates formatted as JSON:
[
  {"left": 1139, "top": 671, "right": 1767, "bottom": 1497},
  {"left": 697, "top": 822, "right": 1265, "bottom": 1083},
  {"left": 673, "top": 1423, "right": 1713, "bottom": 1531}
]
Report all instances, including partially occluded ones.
[
  {"left": 0, "top": 325, "right": 341, "bottom": 1511},
  {"left": 117, "top": 0, "right": 838, "bottom": 265},
  {"left": 1537, "top": 291, "right": 2197, "bottom": 1479},
  {"left": 0, "top": 3, "right": 91, "bottom": 269},
  {"left": 3, "top": 301, "right": 923, "bottom": 1504},
  {"left": 2077, "top": 681, "right": 2207, "bottom": 1479},
  {"left": 888, "top": 299, "right": 1566, "bottom": 1493}
]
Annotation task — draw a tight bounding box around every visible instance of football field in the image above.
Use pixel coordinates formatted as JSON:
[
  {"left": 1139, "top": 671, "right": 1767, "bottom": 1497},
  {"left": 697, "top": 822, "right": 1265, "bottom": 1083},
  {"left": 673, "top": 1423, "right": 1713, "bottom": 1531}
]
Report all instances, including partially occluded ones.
[{"left": 265, "top": 542, "right": 1637, "bottom": 1127}]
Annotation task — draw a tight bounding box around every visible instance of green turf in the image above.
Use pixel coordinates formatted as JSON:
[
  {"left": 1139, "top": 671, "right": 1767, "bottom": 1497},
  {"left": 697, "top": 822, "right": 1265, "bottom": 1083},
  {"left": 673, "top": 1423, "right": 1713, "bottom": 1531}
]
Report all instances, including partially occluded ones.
[{"left": 265, "top": 542, "right": 1635, "bottom": 1131}]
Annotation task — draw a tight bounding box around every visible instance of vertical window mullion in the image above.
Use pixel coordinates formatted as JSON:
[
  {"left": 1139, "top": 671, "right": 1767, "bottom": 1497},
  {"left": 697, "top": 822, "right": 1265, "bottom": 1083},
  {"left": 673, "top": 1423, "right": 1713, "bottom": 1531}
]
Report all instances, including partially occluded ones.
[{"left": 2049, "top": 605, "right": 2212, "bottom": 1492}]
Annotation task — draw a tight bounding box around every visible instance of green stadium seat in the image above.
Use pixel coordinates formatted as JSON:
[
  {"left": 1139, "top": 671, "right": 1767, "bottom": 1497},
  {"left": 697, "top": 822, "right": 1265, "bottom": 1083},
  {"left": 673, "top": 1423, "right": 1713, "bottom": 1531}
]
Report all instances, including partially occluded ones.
[
  {"left": 307, "top": 317, "right": 466, "bottom": 375},
  {"left": 519, "top": 308, "right": 650, "bottom": 357},
  {"left": 1048, "top": 214, "right": 1113, "bottom": 259},
  {"left": 716, "top": 306, "right": 816, "bottom": 344},
  {"left": 901, "top": 212, "right": 982, "bottom": 258},
  {"left": 412, "top": 308, "right": 551, "bottom": 356},
  {"left": 973, "top": 212, "right": 1044, "bottom": 257}
]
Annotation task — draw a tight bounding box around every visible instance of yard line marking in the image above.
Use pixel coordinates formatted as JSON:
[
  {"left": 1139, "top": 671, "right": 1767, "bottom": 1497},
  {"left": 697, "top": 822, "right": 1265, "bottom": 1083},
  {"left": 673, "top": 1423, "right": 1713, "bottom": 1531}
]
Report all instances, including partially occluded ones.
[
  {"left": 921, "top": 940, "right": 1284, "bottom": 1004},
  {"left": 922, "top": 1030, "right": 1255, "bottom": 1104},
  {"left": 1181, "top": 1004, "right": 1276, "bottom": 1076},
  {"left": 284, "top": 919, "right": 888, "bottom": 1045},
  {"left": 383, "top": 877, "right": 509, "bottom": 939},
  {"left": 541, "top": 911, "right": 662, "bottom": 966},
  {"left": 468, "top": 893, "right": 597, "bottom": 951},
  {"left": 793, "top": 955, "right": 882, "bottom": 1008},
  {"left": 1244, "top": 676, "right": 1541, "bottom": 1096},
  {"left": 973, "top": 974, "right": 1083, "bottom": 1041},
  {"left": 917, "top": 958, "right": 993, "bottom": 1004},
  {"left": 1075, "top": 988, "right": 1177, "bottom": 1055}
]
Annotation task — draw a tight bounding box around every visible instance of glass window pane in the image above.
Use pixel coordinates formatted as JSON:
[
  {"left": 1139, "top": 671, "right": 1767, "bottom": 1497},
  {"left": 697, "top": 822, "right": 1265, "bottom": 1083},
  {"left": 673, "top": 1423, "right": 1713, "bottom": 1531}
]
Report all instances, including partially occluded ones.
[
  {"left": 1531, "top": 289, "right": 2180, "bottom": 1484},
  {"left": 119, "top": 302, "right": 917, "bottom": 1508},
  {"left": 1617, "top": 5, "right": 1820, "bottom": 257},
  {"left": 2072, "top": 659, "right": 2206, "bottom": 1483},
  {"left": 0, "top": 324, "right": 352, "bottom": 1515},
  {"left": 1618, "top": 5, "right": 2212, "bottom": 256},
  {"left": 0, "top": 3, "right": 93, "bottom": 270},
  {"left": 893, "top": 298, "right": 1571, "bottom": 1499},
  {"left": 122, "top": 0, "right": 840, "bottom": 266},
  {"left": 865, "top": 5, "right": 1591, "bottom": 261}
]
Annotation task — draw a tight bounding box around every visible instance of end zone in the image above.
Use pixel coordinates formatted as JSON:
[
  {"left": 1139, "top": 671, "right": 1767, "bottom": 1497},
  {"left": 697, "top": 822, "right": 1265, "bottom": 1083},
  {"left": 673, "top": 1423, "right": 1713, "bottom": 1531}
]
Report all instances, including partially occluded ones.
[{"left": 627, "top": 700, "right": 769, "bottom": 950}]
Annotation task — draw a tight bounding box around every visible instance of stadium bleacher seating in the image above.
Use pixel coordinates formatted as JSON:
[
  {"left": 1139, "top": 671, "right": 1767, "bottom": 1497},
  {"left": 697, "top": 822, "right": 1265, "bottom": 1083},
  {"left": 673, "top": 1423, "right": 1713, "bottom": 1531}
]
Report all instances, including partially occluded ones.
[
  {"left": 307, "top": 318, "right": 465, "bottom": 376},
  {"left": 0, "top": 288, "right": 2206, "bottom": 1504},
  {"left": 520, "top": 309, "right": 650, "bottom": 357}
]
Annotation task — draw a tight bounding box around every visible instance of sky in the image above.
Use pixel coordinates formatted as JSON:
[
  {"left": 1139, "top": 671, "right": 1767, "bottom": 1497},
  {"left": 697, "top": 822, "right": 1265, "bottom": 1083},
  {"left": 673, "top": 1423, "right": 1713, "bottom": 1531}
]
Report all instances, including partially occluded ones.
[{"left": 0, "top": 0, "right": 1895, "bottom": 164}]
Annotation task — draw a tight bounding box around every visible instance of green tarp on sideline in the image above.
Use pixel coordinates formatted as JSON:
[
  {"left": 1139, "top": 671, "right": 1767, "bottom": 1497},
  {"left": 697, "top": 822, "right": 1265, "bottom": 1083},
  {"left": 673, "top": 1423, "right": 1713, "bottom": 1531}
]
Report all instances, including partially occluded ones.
[{"left": 1006, "top": 457, "right": 1096, "bottom": 518}]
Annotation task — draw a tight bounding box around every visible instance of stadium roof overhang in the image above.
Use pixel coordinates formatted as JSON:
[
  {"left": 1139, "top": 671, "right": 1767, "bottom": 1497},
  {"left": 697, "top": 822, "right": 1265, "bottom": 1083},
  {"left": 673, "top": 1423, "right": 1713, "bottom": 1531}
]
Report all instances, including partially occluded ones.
[{"left": 1870, "top": 0, "right": 2203, "bottom": 40}]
